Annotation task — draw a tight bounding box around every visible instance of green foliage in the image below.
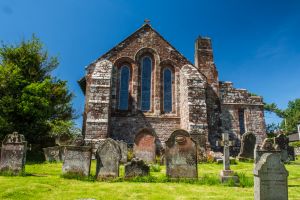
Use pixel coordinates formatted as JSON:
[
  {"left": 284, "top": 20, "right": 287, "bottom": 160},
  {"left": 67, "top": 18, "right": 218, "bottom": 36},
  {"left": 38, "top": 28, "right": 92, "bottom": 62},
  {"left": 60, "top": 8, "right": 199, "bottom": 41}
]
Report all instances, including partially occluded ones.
[
  {"left": 290, "top": 141, "right": 300, "bottom": 148},
  {"left": 150, "top": 164, "right": 161, "bottom": 172},
  {"left": 264, "top": 99, "right": 300, "bottom": 133},
  {"left": 0, "top": 36, "right": 76, "bottom": 148},
  {"left": 237, "top": 172, "right": 253, "bottom": 187}
]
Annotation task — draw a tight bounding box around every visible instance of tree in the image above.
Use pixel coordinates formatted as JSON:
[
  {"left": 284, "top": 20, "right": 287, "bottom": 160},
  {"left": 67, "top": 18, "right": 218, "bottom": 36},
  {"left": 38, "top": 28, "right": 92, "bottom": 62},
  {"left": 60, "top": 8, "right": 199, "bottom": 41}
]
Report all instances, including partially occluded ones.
[
  {"left": 0, "top": 36, "right": 77, "bottom": 147},
  {"left": 264, "top": 99, "right": 300, "bottom": 134}
]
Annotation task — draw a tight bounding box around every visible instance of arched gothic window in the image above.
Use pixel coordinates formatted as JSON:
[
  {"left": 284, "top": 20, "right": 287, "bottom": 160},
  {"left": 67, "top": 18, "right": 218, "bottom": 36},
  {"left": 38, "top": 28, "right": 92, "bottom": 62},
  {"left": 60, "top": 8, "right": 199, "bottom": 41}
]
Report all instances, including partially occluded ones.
[
  {"left": 163, "top": 68, "right": 172, "bottom": 112},
  {"left": 119, "top": 65, "right": 130, "bottom": 110},
  {"left": 141, "top": 56, "right": 152, "bottom": 111}
]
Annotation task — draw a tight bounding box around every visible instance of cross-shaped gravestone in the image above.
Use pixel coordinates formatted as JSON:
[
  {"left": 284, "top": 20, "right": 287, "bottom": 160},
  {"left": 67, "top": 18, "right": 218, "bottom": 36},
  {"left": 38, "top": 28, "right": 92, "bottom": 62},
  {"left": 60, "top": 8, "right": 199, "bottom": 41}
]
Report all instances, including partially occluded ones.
[{"left": 217, "top": 132, "right": 239, "bottom": 183}]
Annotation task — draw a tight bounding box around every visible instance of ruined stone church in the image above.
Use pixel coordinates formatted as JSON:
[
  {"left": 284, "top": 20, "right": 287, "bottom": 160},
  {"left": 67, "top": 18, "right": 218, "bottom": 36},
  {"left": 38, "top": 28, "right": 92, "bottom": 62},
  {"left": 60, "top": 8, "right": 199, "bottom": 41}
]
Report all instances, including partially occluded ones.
[{"left": 78, "top": 23, "right": 266, "bottom": 154}]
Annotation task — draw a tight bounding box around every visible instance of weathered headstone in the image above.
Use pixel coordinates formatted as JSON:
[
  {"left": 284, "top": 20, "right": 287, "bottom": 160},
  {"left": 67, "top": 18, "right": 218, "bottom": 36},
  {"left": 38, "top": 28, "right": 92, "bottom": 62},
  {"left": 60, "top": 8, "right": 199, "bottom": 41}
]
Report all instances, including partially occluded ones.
[
  {"left": 62, "top": 146, "right": 92, "bottom": 177},
  {"left": 275, "top": 134, "right": 290, "bottom": 162},
  {"left": 254, "top": 153, "right": 288, "bottom": 200},
  {"left": 133, "top": 131, "right": 156, "bottom": 163},
  {"left": 96, "top": 138, "right": 121, "bottom": 179},
  {"left": 165, "top": 130, "right": 197, "bottom": 178},
  {"left": 0, "top": 132, "right": 27, "bottom": 175},
  {"left": 254, "top": 138, "right": 280, "bottom": 164},
  {"left": 238, "top": 132, "right": 256, "bottom": 160},
  {"left": 218, "top": 132, "right": 239, "bottom": 183},
  {"left": 55, "top": 134, "right": 74, "bottom": 146},
  {"left": 43, "top": 146, "right": 61, "bottom": 162},
  {"left": 117, "top": 140, "right": 128, "bottom": 164},
  {"left": 124, "top": 158, "right": 150, "bottom": 178}
]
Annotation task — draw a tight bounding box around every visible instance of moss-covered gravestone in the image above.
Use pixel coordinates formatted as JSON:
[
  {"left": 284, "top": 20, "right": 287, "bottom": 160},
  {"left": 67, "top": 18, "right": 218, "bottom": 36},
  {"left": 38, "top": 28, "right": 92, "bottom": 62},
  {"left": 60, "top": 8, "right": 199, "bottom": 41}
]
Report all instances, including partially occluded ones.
[
  {"left": 165, "top": 130, "right": 197, "bottom": 178},
  {"left": 0, "top": 132, "right": 27, "bottom": 175},
  {"left": 96, "top": 138, "right": 121, "bottom": 179}
]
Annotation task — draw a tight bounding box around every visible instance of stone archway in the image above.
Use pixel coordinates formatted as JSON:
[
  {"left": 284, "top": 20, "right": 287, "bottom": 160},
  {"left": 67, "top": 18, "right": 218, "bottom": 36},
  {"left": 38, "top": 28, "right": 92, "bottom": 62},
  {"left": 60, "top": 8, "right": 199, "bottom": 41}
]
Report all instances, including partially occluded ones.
[{"left": 133, "top": 129, "right": 156, "bottom": 163}]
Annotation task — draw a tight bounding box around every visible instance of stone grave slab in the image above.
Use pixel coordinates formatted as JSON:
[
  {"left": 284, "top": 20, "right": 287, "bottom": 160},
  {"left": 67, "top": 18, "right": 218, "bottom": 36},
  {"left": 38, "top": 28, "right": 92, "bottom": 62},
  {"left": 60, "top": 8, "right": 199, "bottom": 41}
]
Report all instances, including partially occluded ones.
[
  {"left": 43, "top": 146, "right": 61, "bottom": 162},
  {"left": 238, "top": 132, "right": 256, "bottom": 160},
  {"left": 133, "top": 131, "right": 156, "bottom": 163},
  {"left": 254, "top": 153, "right": 288, "bottom": 200},
  {"left": 117, "top": 140, "right": 128, "bottom": 164},
  {"left": 124, "top": 158, "right": 150, "bottom": 178},
  {"left": 62, "top": 146, "right": 92, "bottom": 177},
  {"left": 165, "top": 130, "right": 197, "bottom": 178},
  {"left": 96, "top": 138, "right": 121, "bottom": 179},
  {"left": 0, "top": 132, "right": 27, "bottom": 175}
]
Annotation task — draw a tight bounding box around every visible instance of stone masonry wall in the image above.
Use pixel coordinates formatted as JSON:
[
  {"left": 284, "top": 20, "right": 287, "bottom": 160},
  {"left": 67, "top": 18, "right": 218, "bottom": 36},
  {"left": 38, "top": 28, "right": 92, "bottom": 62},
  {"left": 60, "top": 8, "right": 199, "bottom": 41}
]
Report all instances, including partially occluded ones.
[{"left": 220, "top": 81, "right": 266, "bottom": 152}]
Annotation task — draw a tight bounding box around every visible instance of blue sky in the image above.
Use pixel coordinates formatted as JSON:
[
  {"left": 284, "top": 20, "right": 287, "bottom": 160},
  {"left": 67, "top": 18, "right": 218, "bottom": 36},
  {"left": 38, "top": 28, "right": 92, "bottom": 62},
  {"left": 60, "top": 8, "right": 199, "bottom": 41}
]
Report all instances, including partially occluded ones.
[{"left": 1, "top": 0, "right": 299, "bottom": 127}]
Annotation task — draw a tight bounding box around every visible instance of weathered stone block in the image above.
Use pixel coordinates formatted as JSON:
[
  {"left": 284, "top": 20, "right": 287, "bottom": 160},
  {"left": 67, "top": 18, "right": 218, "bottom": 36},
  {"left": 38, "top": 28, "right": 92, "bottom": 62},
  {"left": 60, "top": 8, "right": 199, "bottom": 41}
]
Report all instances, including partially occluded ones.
[
  {"left": 238, "top": 132, "right": 256, "bottom": 160},
  {"left": 96, "top": 138, "right": 121, "bottom": 179},
  {"left": 0, "top": 132, "right": 27, "bottom": 175},
  {"left": 62, "top": 146, "right": 92, "bottom": 177},
  {"left": 124, "top": 158, "right": 150, "bottom": 178},
  {"left": 165, "top": 130, "right": 197, "bottom": 178},
  {"left": 43, "top": 146, "right": 61, "bottom": 162},
  {"left": 133, "top": 131, "right": 156, "bottom": 163},
  {"left": 254, "top": 153, "right": 288, "bottom": 200},
  {"left": 117, "top": 140, "right": 128, "bottom": 164}
]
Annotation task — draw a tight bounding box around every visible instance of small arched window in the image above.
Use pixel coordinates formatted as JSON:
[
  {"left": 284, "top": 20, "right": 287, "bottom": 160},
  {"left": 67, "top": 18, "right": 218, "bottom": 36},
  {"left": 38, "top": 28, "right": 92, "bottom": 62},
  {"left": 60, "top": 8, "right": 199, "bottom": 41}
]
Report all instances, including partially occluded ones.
[
  {"left": 141, "top": 56, "right": 152, "bottom": 111},
  {"left": 163, "top": 68, "right": 172, "bottom": 112},
  {"left": 119, "top": 65, "right": 130, "bottom": 110}
]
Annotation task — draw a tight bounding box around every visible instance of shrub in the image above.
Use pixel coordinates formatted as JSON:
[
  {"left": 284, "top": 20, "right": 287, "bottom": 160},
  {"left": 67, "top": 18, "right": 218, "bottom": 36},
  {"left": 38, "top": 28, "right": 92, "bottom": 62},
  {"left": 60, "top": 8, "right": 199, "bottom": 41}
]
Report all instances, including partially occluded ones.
[{"left": 290, "top": 141, "right": 300, "bottom": 148}]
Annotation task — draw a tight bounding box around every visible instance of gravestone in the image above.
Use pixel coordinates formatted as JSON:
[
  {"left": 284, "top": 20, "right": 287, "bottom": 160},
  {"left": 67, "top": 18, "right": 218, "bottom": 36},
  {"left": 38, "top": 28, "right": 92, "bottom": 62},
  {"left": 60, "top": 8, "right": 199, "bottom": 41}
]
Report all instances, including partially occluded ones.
[
  {"left": 117, "top": 140, "right": 128, "bottom": 164},
  {"left": 43, "top": 146, "right": 61, "bottom": 162},
  {"left": 62, "top": 146, "right": 92, "bottom": 177},
  {"left": 218, "top": 132, "right": 239, "bottom": 183},
  {"left": 254, "top": 153, "right": 288, "bottom": 200},
  {"left": 165, "top": 130, "right": 197, "bottom": 178},
  {"left": 274, "top": 134, "right": 290, "bottom": 162},
  {"left": 0, "top": 132, "right": 27, "bottom": 175},
  {"left": 124, "top": 158, "right": 150, "bottom": 178},
  {"left": 238, "top": 132, "right": 256, "bottom": 160},
  {"left": 133, "top": 131, "right": 156, "bottom": 163},
  {"left": 254, "top": 138, "right": 280, "bottom": 164},
  {"left": 96, "top": 138, "right": 121, "bottom": 179}
]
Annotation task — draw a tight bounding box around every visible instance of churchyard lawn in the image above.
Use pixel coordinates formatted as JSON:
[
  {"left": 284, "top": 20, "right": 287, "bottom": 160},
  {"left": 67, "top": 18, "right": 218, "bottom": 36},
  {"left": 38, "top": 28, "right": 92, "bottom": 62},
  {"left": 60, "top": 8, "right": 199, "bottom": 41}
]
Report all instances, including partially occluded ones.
[{"left": 0, "top": 159, "right": 299, "bottom": 200}]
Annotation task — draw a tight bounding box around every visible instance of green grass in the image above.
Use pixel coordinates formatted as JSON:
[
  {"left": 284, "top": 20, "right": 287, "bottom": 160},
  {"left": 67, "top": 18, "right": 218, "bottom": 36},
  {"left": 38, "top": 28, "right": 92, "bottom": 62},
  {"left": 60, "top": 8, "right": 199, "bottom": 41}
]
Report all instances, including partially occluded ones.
[{"left": 0, "top": 159, "right": 299, "bottom": 200}]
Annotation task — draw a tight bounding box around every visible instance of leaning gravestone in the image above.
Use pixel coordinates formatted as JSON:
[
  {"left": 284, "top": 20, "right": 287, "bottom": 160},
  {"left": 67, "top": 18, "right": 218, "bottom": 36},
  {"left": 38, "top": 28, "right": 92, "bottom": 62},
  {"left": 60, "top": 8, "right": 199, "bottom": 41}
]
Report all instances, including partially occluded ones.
[
  {"left": 165, "top": 130, "right": 197, "bottom": 178},
  {"left": 238, "top": 132, "right": 256, "bottom": 160},
  {"left": 133, "top": 131, "right": 156, "bottom": 163},
  {"left": 62, "top": 146, "right": 92, "bottom": 177},
  {"left": 124, "top": 158, "right": 150, "bottom": 178},
  {"left": 43, "top": 146, "right": 61, "bottom": 162},
  {"left": 117, "top": 140, "right": 128, "bottom": 164},
  {"left": 254, "top": 153, "right": 288, "bottom": 200},
  {"left": 0, "top": 132, "right": 27, "bottom": 175},
  {"left": 96, "top": 138, "right": 121, "bottom": 179}
]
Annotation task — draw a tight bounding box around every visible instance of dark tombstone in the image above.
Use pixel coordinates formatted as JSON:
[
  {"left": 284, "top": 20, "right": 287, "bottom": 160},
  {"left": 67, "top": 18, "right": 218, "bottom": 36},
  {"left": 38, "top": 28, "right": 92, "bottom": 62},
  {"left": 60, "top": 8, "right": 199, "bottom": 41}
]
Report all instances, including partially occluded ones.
[
  {"left": 133, "top": 130, "right": 156, "bottom": 163},
  {"left": 117, "top": 140, "right": 128, "bottom": 164},
  {"left": 96, "top": 138, "right": 121, "bottom": 179},
  {"left": 287, "top": 146, "right": 295, "bottom": 161},
  {"left": 0, "top": 132, "right": 27, "bottom": 175},
  {"left": 124, "top": 158, "right": 150, "bottom": 178},
  {"left": 43, "top": 146, "right": 61, "bottom": 162},
  {"left": 254, "top": 153, "right": 288, "bottom": 200},
  {"left": 275, "top": 134, "right": 290, "bottom": 162},
  {"left": 165, "top": 130, "right": 197, "bottom": 178},
  {"left": 62, "top": 146, "right": 92, "bottom": 177},
  {"left": 238, "top": 132, "right": 256, "bottom": 160}
]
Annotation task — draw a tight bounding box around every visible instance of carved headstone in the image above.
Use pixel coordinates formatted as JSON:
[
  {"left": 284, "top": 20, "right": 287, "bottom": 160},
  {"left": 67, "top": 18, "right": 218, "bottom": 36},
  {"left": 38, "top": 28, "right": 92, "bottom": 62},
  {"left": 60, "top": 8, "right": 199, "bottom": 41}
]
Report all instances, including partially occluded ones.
[
  {"left": 254, "top": 138, "right": 280, "bottom": 164},
  {"left": 165, "top": 130, "right": 197, "bottom": 178},
  {"left": 238, "top": 132, "right": 256, "bottom": 160},
  {"left": 96, "top": 138, "right": 121, "bottom": 179},
  {"left": 254, "top": 153, "right": 288, "bottom": 200},
  {"left": 62, "top": 146, "right": 92, "bottom": 177},
  {"left": 133, "top": 131, "right": 156, "bottom": 163},
  {"left": 124, "top": 158, "right": 150, "bottom": 178},
  {"left": 117, "top": 140, "right": 128, "bottom": 164},
  {"left": 43, "top": 146, "right": 61, "bottom": 162},
  {"left": 0, "top": 132, "right": 27, "bottom": 175}
]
